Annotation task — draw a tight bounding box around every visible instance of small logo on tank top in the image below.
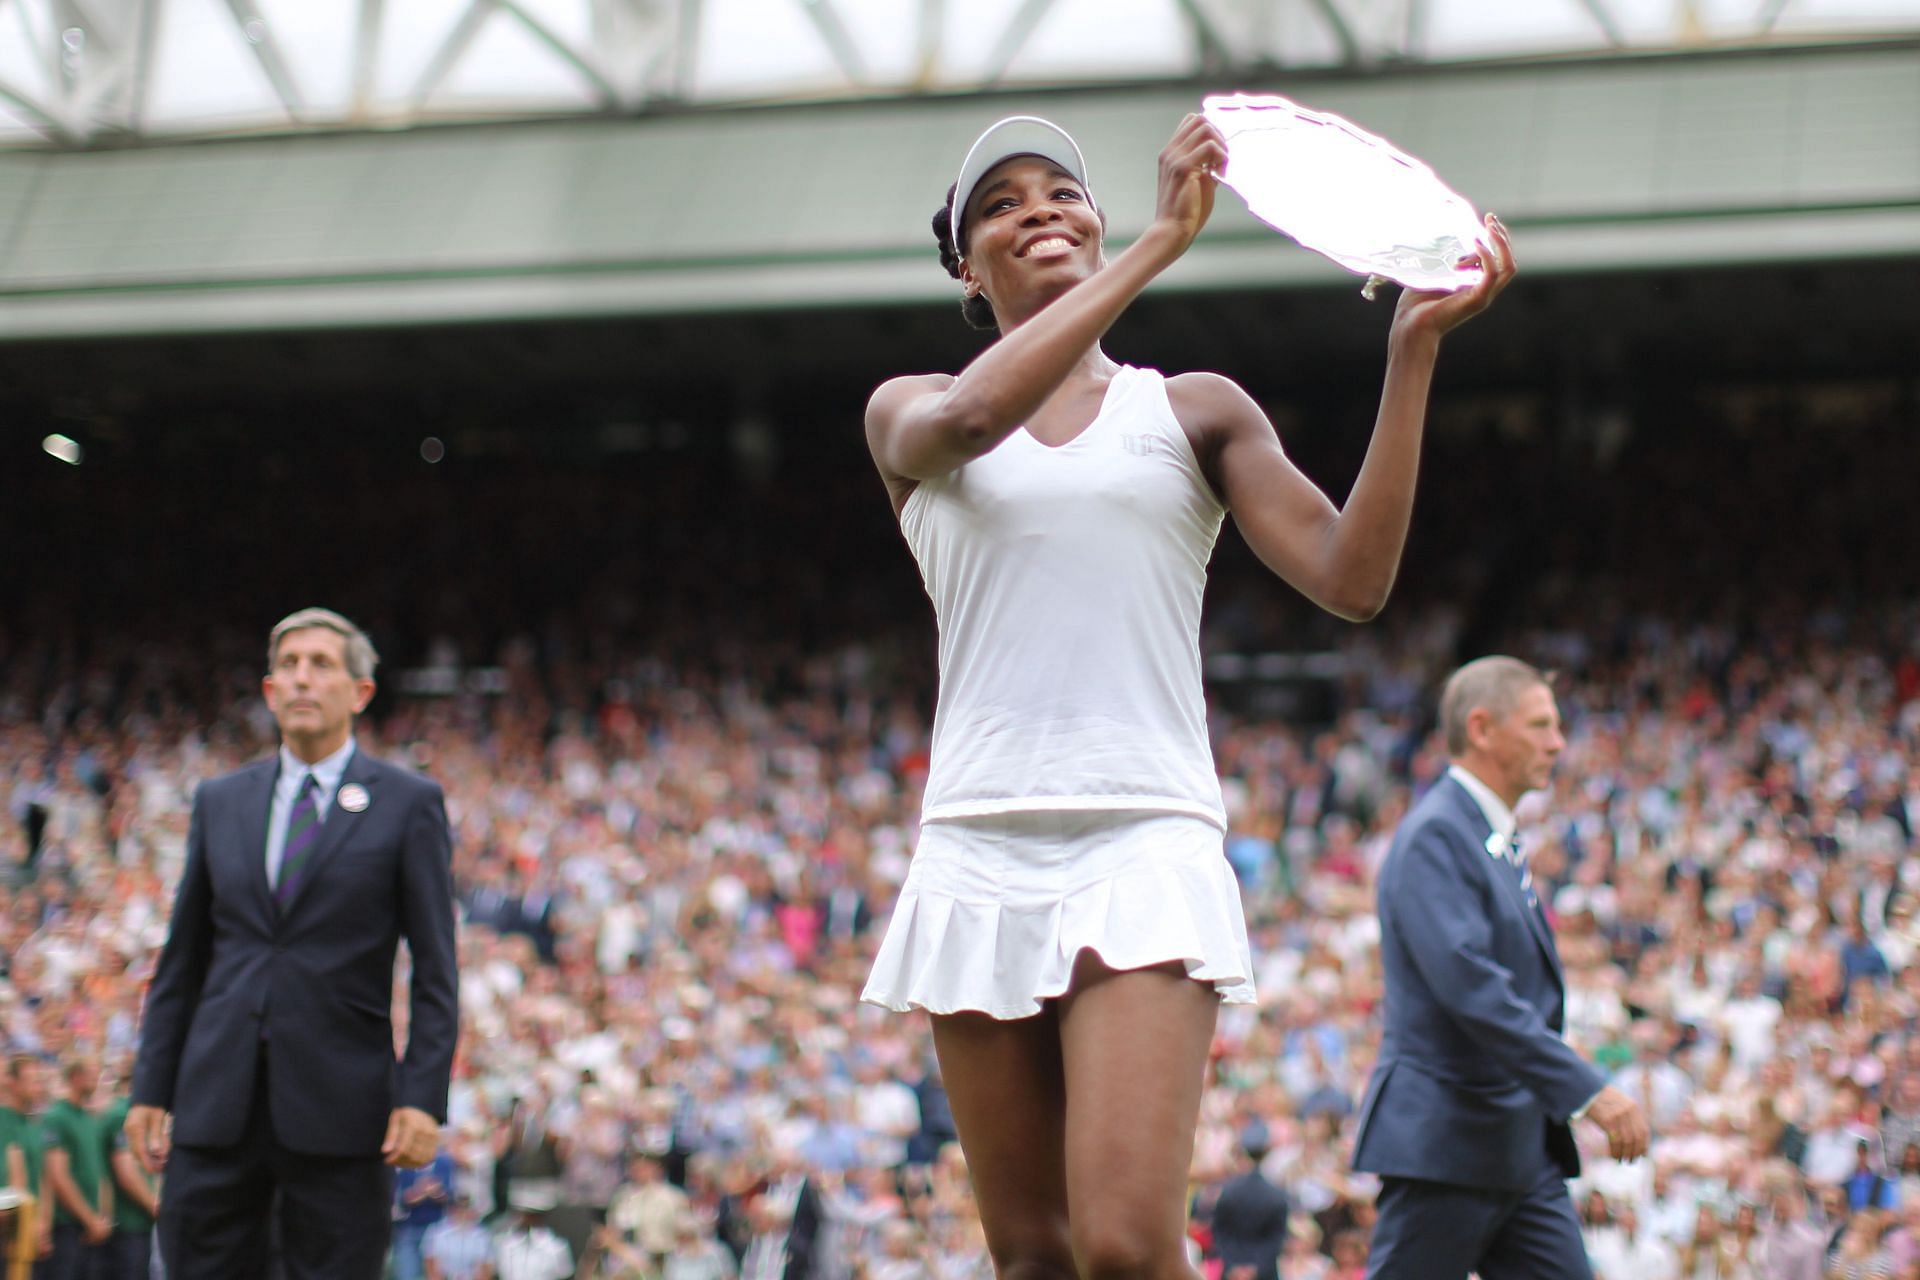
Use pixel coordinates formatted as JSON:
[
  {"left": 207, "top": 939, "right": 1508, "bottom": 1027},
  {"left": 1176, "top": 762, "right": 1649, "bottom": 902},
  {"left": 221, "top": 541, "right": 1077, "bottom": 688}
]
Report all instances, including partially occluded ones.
[{"left": 1120, "top": 434, "right": 1161, "bottom": 457}]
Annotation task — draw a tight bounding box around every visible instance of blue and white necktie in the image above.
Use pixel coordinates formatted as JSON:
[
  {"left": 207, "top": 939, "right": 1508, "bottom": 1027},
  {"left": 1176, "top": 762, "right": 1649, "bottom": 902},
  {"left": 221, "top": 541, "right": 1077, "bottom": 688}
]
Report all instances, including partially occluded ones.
[{"left": 1511, "top": 834, "right": 1536, "bottom": 908}]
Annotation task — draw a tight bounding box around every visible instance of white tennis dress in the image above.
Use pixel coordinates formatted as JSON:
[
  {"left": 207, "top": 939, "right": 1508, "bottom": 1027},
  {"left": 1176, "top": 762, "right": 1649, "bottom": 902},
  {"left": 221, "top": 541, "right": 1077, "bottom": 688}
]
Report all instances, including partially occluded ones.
[{"left": 862, "top": 364, "right": 1256, "bottom": 1018}]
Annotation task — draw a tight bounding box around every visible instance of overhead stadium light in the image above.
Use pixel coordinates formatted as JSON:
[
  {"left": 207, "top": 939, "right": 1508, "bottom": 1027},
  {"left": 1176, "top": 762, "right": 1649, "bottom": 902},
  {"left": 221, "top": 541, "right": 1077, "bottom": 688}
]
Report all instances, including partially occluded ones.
[{"left": 42, "top": 434, "right": 83, "bottom": 465}]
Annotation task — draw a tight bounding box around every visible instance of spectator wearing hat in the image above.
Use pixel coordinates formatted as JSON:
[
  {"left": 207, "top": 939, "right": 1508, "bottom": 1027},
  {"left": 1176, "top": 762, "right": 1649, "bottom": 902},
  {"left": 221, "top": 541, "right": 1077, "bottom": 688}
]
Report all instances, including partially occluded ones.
[
  {"left": 1209, "top": 1121, "right": 1291, "bottom": 1280},
  {"left": 495, "top": 1187, "right": 571, "bottom": 1280},
  {"left": 420, "top": 1190, "right": 494, "bottom": 1280}
]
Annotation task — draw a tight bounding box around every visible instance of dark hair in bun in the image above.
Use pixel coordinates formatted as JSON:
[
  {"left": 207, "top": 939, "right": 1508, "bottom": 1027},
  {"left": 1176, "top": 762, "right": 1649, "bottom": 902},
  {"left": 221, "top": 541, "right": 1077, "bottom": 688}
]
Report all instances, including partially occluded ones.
[{"left": 933, "top": 183, "right": 998, "bottom": 332}]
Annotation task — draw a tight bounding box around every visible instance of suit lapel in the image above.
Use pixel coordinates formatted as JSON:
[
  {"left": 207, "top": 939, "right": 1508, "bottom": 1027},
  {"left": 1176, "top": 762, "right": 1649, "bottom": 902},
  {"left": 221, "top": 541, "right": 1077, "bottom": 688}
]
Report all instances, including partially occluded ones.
[
  {"left": 1522, "top": 865, "right": 1564, "bottom": 988},
  {"left": 241, "top": 760, "right": 278, "bottom": 922},
  {"left": 1443, "top": 776, "right": 1563, "bottom": 989},
  {"left": 276, "top": 751, "right": 376, "bottom": 920}
]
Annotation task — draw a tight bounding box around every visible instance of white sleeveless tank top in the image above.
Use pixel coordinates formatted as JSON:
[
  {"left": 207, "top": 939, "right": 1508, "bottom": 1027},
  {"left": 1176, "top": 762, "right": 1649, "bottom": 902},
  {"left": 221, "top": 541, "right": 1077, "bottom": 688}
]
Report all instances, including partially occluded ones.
[{"left": 900, "top": 364, "right": 1228, "bottom": 829}]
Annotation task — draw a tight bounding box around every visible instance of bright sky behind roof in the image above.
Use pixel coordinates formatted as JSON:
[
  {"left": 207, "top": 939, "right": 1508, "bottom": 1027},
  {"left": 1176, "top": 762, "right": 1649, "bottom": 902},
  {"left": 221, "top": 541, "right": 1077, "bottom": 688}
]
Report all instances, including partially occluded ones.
[{"left": 1, "top": 0, "right": 1916, "bottom": 147}]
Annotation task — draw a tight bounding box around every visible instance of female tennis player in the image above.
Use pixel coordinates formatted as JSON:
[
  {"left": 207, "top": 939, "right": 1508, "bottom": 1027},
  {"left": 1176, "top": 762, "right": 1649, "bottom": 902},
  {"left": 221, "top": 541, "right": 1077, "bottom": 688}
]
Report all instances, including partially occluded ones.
[{"left": 861, "top": 112, "right": 1514, "bottom": 1279}]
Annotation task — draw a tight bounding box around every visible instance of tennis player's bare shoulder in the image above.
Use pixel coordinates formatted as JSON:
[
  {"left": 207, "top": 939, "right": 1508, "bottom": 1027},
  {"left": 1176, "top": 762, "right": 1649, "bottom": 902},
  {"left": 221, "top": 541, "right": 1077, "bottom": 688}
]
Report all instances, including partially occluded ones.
[
  {"left": 866, "top": 373, "right": 957, "bottom": 512},
  {"left": 867, "top": 372, "right": 958, "bottom": 428},
  {"left": 1163, "top": 370, "right": 1273, "bottom": 455}
]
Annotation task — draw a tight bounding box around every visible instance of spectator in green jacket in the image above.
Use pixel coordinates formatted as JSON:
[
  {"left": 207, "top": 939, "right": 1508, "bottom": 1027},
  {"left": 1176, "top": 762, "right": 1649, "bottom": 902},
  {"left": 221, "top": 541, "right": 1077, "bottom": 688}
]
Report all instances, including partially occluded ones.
[
  {"left": 98, "top": 1083, "right": 157, "bottom": 1280},
  {"left": 1, "top": 1055, "right": 51, "bottom": 1273},
  {"left": 39, "top": 1058, "right": 109, "bottom": 1280}
]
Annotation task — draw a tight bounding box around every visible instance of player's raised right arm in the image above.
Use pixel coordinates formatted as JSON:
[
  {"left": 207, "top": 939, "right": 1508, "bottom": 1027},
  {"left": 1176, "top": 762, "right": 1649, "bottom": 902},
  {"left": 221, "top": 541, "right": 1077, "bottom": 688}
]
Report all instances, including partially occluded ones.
[{"left": 867, "top": 116, "right": 1224, "bottom": 483}]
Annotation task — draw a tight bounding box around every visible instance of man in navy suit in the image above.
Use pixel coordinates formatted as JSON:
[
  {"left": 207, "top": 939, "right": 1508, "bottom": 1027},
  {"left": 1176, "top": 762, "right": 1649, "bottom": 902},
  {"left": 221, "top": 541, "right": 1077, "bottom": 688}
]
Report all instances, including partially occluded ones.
[
  {"left": 1209, "top": 1122, "right": 1290, "bottom": 1280},
  {"left": 1352, "top": 656, "right": 1647, "bottom": 1280},
  {"left": 126, "top": 607, "right": 459, "bottom": 1278}
]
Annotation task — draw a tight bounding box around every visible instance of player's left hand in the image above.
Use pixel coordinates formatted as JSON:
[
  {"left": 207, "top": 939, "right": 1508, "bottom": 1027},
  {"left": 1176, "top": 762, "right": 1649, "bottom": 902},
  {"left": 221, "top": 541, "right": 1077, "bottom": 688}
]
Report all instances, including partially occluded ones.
[
  {"left": 382, "top": 1106, "right": 441, "bottom": 1168},
  {"left": 1390, "top": 213, "right": 1516, "bottom": 342}
]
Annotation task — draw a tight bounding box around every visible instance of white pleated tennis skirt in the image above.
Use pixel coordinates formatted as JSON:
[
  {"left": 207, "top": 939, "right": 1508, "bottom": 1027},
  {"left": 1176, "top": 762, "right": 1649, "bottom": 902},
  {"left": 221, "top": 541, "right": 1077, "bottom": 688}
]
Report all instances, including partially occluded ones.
[{"left": 861, "top": 809, "right": 1257, "bottom": 1020}]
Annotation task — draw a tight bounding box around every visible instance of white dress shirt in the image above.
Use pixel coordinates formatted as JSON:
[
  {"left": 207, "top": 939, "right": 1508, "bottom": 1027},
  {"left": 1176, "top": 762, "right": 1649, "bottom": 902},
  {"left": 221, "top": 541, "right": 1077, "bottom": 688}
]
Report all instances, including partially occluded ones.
[
  {"left": 265, "top": 738, "right": 356, "bottom": 887},
  {"left": 1447, "top": 763, "right": 1516, "bottom": 848}
]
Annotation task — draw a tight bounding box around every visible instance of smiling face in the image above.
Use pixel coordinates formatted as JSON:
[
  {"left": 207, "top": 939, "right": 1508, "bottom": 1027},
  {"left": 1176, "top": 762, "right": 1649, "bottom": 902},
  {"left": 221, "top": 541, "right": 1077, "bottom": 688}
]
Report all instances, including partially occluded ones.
[
  {"left": 956, "top": 155, "right": 1103, "bottom": 328},
  {"left": 263, "top": 626, "right": 375, "bottom": 761}
]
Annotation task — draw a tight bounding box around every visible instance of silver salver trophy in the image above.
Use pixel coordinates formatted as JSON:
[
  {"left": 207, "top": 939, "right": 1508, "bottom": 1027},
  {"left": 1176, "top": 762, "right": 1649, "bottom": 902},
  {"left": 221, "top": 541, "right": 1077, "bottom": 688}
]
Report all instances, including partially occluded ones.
[{"left": 1202, "top": 93, "right": 1487, "bottom": 298}]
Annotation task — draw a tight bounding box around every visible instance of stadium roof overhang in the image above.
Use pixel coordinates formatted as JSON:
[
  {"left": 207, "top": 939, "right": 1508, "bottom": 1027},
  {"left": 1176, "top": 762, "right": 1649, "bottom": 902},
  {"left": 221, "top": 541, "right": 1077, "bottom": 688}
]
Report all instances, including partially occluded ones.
[
  {"left": 0, "top": 34, "right": 1916, "bottom": 339},
  {"left": 4, "top": 0, "right": 1919, "bottom": 148}
]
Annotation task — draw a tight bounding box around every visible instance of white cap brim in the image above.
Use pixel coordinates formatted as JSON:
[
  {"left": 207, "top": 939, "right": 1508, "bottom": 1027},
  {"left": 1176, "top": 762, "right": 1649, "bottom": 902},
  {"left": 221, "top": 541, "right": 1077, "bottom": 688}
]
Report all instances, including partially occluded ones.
[{"left": 950, "top": 116, "right": 1093, "bottom": 259}]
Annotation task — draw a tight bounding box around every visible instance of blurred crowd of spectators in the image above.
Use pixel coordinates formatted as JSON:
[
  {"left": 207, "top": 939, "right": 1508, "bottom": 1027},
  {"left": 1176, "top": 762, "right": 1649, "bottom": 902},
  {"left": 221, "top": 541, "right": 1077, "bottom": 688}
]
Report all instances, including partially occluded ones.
[
  {"left": 5, "top": 395, "right": 1919, "bottom": 1278},
  {"left": 6, "top": 581, "right": 1918, "bottom": 1280}
]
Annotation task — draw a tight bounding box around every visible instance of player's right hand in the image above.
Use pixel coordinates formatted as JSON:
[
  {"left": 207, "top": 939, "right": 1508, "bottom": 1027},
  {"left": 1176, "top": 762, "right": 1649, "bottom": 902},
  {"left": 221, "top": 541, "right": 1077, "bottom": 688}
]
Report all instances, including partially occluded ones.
[
  {"left": 1582, "top": 1085, "right": 1650, "bottom": 1162},
  {"left": 125, "top": 1104, "right": 172, "bottom": 1174}
]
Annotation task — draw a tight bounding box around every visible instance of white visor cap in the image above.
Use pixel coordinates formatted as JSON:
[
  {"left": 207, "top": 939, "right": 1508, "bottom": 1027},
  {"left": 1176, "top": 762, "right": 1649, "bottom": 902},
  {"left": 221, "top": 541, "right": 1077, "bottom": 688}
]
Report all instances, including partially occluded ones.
[{"left": 950, "top": 116, "right": 1095, "bottom": 260}]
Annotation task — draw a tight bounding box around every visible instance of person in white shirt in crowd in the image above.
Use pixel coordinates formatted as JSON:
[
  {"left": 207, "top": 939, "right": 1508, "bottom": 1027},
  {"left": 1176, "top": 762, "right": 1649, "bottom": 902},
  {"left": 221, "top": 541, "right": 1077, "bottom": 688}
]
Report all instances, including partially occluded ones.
[
  {"left": 849, "top": 1060, "right": 920, "bottom": 1171},
  {"left": 1587, "top": 1199, "right": 1678, "bottom": 1280},
  {"left": 1644, "top": 1163, "right": 1703, "bottom": 1253},
  {"left": 867, "top": 1220, "right": 935, "bottom": 1280},
  {"left": 604, "top": 1152, "right": 688, "bottom": 1269},
  {"left": 1802, "top": 1094, "right": 1872, "bottom": 1189},
  {"left": 494, "top": 1194, "right": 573, "bottom": 1280},
  {"left": 420, "top": 1191, "right": 496, "bottom": 1280},
  {"left": 1618, "top": 1021, "right": 1696, "bottom": 1133},
  {"left": 1752, "top": 1176, "right": 1830, "bottom": 1280},
  {"left": 738, "top": 1195, "right": 794, "bottom": 1280},
  {"left": 662, "top": 1213, "right": 739, "bottom": 1280},
  {"left": 1721, "top": 972, "right": 1786, "bottom": 1074},
  {"left": 1655, "top": 1101, "right": 1742, "bottom": 1182},
  {"left": 1278, "top": 1217, "right": 1330, "bottom": 1280},
  {"left": 1672, "top": 949, "right": 1731, "bottom": 1029}
]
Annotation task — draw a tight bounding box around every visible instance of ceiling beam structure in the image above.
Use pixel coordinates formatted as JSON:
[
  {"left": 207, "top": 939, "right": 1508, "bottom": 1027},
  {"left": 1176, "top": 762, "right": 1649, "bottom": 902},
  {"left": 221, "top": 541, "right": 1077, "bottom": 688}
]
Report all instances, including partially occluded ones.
[
  {"left": 1, "top": 0, "right": 1918, "bottom": 148},
  {"left": 3, "top": 43, "right": 1914, "bottom": 341},
  {"left": 222, "top": 0, "right": 306, "bottom": 121}
]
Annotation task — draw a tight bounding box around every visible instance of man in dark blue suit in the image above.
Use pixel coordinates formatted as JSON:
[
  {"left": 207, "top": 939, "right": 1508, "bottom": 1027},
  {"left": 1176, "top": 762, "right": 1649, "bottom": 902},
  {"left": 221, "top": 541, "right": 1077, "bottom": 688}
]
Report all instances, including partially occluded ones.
[
  {"left": 126, "top": 608, "right": 459, "bottom": 1279},
  {"left": 1208, "top": 1122, "right": 1290, "bottom": 1280},
  {"left": 1352, "top": 656, "right": 1647, "bottom": 1280}
]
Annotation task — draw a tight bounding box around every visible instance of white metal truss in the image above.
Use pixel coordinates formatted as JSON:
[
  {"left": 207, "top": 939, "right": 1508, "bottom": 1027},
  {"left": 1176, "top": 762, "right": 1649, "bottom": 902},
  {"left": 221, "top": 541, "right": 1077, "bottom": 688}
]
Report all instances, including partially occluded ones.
[{"left": 0, "top": 0, "right": 1915, "bottom": 147}]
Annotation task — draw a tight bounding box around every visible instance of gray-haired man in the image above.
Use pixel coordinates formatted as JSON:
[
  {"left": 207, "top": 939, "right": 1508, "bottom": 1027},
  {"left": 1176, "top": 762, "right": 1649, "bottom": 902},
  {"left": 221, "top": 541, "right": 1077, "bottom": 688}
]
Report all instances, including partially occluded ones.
[
  {"left": 128, "top": 607, "right": 459, "bottom": 1279},
  {"left": 1353, "top": 656, "right": 1646, "bottom": 1280}
]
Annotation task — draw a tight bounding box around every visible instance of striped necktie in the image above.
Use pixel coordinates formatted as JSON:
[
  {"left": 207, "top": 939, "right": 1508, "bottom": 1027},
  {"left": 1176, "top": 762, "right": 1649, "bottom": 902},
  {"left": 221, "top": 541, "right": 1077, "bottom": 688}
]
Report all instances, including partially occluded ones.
[
  {"left": 1511, "top": 834, "right": 1536, "bottom": 907},
  {"left": 274, "top": 773, "right": 322, "bottom": 905}
]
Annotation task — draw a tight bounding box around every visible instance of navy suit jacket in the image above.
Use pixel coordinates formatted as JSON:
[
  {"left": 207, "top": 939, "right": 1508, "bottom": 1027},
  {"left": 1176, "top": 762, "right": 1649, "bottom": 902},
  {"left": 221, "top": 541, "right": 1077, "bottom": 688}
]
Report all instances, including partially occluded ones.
[
  {"left": 132, "top": 747, "right": 459, "bottom": 1158},
  {"left": 1351, "top": 774, "right": 1604, "bottom": 1193},
  {"left": 1210, "top": 1168, "right": 1290, "bottom": 1277}
]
